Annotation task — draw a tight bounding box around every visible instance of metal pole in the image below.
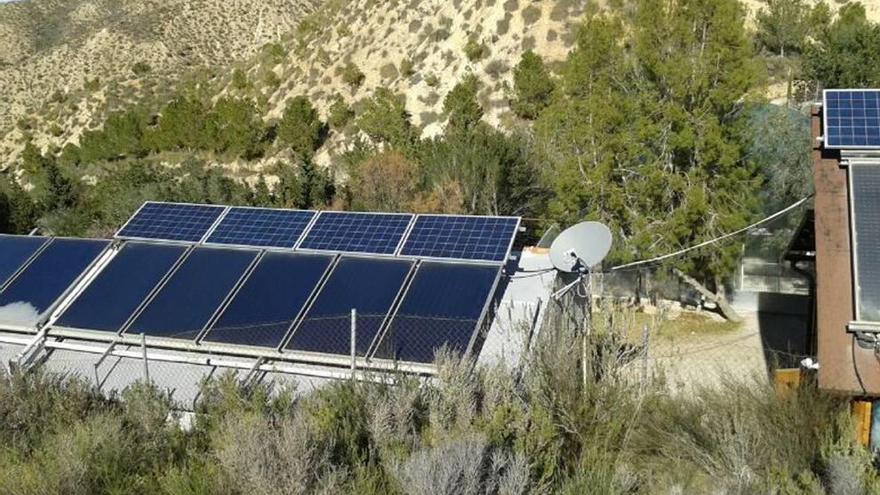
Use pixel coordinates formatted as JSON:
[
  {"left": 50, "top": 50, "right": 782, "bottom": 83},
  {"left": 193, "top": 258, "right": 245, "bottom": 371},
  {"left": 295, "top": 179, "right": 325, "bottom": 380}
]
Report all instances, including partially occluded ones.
[
  {"left": 582, "top": 270, "right": 591, "bottom": 389},
  {"left": 350, "top": 308, "right": 357, "bottom": 379},
  {"left": 140, "top": 333, "right": 150, "bottom": 384}
]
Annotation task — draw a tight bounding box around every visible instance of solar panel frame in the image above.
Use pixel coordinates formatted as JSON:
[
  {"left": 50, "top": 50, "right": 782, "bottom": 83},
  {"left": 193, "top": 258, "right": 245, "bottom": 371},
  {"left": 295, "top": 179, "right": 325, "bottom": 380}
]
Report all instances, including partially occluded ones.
[
  {"left": 115, "top": 201, "right": 229, "bottom": 243},
  {"left": 849, "top": 164, "right": 880, "bottom": 323},
  {"left": 397, "top": 214, "right": 521, "bottom": 263},
  {"left": 204, "top": 206, "right": 317, "bottom": 249},
  {"left": 823, "top": 89, "right": 880, "bottom": 150},
  {"left": 296, "top": 210, "right": 415, "bottom": 256}
]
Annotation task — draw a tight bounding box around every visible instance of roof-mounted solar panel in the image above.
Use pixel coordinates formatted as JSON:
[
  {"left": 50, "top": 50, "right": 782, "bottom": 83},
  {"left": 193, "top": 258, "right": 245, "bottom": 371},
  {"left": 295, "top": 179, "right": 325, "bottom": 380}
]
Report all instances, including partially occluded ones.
[
  {"left": 55, "top": 242, "right": 189, "bottom": 333},
  {"left": 202, "top": 252, "right": 333, "bottom": 349},
  {"left": 0, "top": 235, "right": 50, "bottom": 289},
  {"left": 374, "top": 261, "right": 500, "bottom": 364},
  {"left": 298, "top": 211, "right": 413, "bottom": 255},
  {"left": 205, "top": 207, "right": 316, "bottom": 249},
  {"left": 125, "top": 247, "right": 258, "bottom": 341},
  {"left": 0, "top": 238, "right": 110, "bottom": 329},
  {"left": 823, "top": 89, "right": 880, "bottom": 149},
  {"left": 399, "top": 215, "right": 520, "bottom": 262},
  {"left": 116, "top": 201, "right": 226, "bottom": 242}
]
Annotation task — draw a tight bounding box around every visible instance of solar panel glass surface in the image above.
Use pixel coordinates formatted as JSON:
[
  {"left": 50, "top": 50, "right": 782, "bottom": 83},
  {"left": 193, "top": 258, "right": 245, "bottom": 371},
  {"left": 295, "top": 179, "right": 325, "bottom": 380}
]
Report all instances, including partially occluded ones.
[
  {"left": 852, "top": 165, "right": 880, "bottom": 321},
  {"left": 116, "top": 202, "right": 226, "bottom": 242},
  {"left": 400, "top": 215, "right": 518, "bottom": 262},
  {"left": 0, "top": 238, "right": 109, "bottom": 328},
  {"left": 285, "top": 257, "right": 413, "bottom": 356},
  {"left": 0, "top": 235, "right": 49, "bottom": 288},
  {"left": 56, "top": 243, "right": 188, "bottom": 333},
  {"left": 203, "top": 252, "right": 333, "bottom": 348},
  {"left": 375, "top": 262, "right": 499, "bottom": 363},
  {"left": 205, "top": 207, "right": 315, "bottom": 248},
  {"left": 126, "top": 247, "right": 257, "bottom": 340},
  {"left": 824, "top": 90, "right": 880, "bottom": 149},
  {"left": 298, "top": 212, "right": 412, "bottom": 255}
]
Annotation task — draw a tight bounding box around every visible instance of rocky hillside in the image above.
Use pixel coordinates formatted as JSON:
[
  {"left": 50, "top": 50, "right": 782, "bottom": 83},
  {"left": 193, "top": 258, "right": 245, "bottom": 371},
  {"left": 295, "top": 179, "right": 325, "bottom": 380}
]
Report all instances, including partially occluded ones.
[{"left": 3, "top": 0, "right": 879, "bottom": 177}]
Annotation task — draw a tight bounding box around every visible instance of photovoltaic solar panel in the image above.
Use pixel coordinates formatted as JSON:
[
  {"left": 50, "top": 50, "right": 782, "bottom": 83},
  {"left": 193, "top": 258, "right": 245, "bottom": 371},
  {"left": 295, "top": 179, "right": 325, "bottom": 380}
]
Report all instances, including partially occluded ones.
[
  {"left": 0, "top": 235, "right": 49, "bottom": 289},
  {"left": 205, "top": 207, "right": 315, "bottom": 248},
  {"left": 823, "top": 89, "right": 880, "bottom": 149},
  {"left": 399, "top": 215, "right": 519, "bottom": 262},
  {"left": 374, "top": 262, "right": 500, "bottom": 364},
  {"left": 116, "top": 202, "right": 226, "bottom": 242},
  {"left": 298, "top": 212, "right": 413, "bottom": 255}
]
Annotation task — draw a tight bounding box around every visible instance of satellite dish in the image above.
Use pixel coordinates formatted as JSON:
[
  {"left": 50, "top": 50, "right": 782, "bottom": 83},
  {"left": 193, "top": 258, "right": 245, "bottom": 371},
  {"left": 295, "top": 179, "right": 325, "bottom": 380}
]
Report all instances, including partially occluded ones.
[{"left": 549, "top": 221, "right": 612, "bottom": 273}]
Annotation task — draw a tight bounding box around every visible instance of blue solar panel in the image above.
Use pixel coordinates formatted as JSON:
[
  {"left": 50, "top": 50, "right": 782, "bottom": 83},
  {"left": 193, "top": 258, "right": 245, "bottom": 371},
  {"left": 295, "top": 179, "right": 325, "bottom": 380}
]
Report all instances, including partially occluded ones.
[
  {"left": 298, "top": 212, "right": 413, "bottom": 255},
  {"left": 202, "top": 252, "right": 333, "bottom": 348},
  {"left": 116, "top": 202, "right": 226, "bottom": 242},
  {"left": 125, "top": 247, "right": 258, "bottom": 340},
  {"left": 55, "top": 243, "right": 188, "bottom": 333},
  {"left": 375, "top": 262, "right": 500, "bottom": 363},
  {"left": 824, "top": 89, "right": 880, "bottom": 149},
  {"left": 0, "top": 238, "right": 109, "bottom": 328},
  {"left": 205, "top": 207, "right": 315, "bottom": 248},
  {"left": 0, "top": 235, "right": 49, "bottom": 289},
  {"left": 399, "top": 215, "right": 519, "bottom": 262},
  {"left": 285, "top": 257, "right": 413, "bottom": 356}
]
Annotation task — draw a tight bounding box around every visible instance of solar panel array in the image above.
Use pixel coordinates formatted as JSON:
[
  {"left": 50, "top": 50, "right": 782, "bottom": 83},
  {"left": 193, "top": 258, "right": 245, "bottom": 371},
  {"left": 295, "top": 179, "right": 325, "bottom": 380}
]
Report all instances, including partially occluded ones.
[
  {"left": 115, "top": 202, "right": 520, "bottom": 263},
  {"left": 851, "top": 165, "right": 880, "bottom": 321},
  {"left": 0, "top": 201, "right": 521, "bottom": 366},
  {"left": 823, "top": 89, "right": 880, "bottom": 149}
]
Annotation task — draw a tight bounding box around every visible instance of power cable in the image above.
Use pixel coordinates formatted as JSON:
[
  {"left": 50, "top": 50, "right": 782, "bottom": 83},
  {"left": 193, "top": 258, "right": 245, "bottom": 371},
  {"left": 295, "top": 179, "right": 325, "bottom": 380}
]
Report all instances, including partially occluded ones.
[{"left": 608, "top": 195, "right": 813, "bottom": 272}]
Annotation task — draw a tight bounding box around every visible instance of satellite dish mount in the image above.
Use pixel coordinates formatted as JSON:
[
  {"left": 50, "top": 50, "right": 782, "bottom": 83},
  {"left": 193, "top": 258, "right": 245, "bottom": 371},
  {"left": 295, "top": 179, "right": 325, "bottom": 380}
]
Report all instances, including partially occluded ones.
[{"left": 549, "top": 221, "right": 612, "bottom": 299}]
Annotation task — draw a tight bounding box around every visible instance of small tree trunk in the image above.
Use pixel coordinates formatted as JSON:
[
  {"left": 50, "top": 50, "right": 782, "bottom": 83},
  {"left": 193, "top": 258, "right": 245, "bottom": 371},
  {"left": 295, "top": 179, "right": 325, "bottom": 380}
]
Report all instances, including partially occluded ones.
[{"left": 673, "top": 268, "right": 743, "bottom": 322}]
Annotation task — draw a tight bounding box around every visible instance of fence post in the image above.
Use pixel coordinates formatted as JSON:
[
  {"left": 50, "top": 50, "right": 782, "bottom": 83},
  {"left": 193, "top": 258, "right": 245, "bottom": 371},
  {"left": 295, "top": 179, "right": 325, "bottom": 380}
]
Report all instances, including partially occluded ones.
[
  {"left": 350, "top": 308, "right": 357, "bottom": 380},
  {"left": 141, "top": 333, "right": 150, "bottom": 384},
  {"left": 640, "top": 324, "right": 650, "bottom": 390}
]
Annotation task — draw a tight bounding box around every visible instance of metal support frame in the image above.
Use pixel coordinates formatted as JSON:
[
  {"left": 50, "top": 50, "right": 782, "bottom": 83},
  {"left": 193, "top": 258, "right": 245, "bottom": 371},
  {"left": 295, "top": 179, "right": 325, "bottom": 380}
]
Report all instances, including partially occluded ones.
[
  {"left": 14, "top": 328, "right": 48, "bottom": 372},
  {"left": 93, "top": 337, "right": 121, "bottom": 387}
]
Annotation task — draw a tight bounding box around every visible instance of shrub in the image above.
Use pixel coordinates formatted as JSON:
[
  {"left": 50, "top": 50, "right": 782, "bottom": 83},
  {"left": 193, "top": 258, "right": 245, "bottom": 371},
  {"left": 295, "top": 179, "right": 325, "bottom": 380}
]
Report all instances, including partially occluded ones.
[
  {"left": 132, "top": 61, "right": 152, "bottom": 76},
  {"left": 342, "top": 63, "right": 365, "bottom": 88},
  {"left": 521, "top": 5, "right": 541, "bottom": 25},
  {"left": 278, "top": 95, "right": 325, "bottom": 156},
  {"left": 511, "top": 51, "right": 554, "bottom": 119},
  {"left": 328, "top": 95, "right": 354, "bottom": 129},
  {"left": 357, "top": 88, "right": 414, "bottom": 147},
  {"left": 232, "top": 68, "right": 249, "bottom": 90},
  {"left": 400, "top": 58, "right": 415, "bottom": 77},
  {"left": 464, "top": 37, "right": 488, "bottom": 62},
  {"left": 443, "top": 74, "right": 483, "bottom": 133}
]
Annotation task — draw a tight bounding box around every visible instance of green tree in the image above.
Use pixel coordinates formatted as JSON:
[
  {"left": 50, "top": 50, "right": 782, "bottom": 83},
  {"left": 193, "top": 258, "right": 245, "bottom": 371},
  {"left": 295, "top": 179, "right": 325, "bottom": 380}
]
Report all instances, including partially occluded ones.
[
  {"left": 328, "top": 95, "right": 354, "bottom": 130},
  {"left": 755, "top": 0, "right": 810, "bottom": 56},
  {"left": 535, "top": 0, "right": 763, "bottom": 320},
  {"left": 357, "top": 88, "right": 414, "bottom": 147},
  {"left": 277, "top": 96, "right": 325, "bottom": 157},
  {"left": 443, "top": 74, "right": 483, "bottom": 134},
  {"left": 511, "top": 51, "right": 555, "bottom": 119},
  {"left": 802, "top": 3, "right": 880, "bottom": 89},
  {"left": 341, "top": 63, "right": 365, "bottom": 88},
  {"left": 209, "top": 97, "right": 265, "bottom": 159},
  {"left": 148, "top": 92, "right": 212, "bottom": 151}
]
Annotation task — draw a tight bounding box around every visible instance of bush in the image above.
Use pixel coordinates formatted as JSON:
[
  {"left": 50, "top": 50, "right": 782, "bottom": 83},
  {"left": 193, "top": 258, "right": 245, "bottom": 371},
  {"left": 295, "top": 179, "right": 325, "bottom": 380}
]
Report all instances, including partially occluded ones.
[
  {"left": 328, "top": 95, "right": 355, "bottom": 129},
  {"left": 277, "top": 96, "right": 326, "bottom": 156},
  {"left": 443, "top": 74, "right": 483, "bottom": 133},
  {"left": 511, "top": 51, "right": 554, "bottom": 119},
  {"left": 132, "top": 61, "right": 152, "bottom": 76},
  {"left": 400, "top": 58, "right": 415, "bottom": 77},
  {"left": 464, "top": 37, "right": 487, "bottom": 62},
  {"left": 342, "top": 63, "right": 366, "bottom": 88},
  {"left": 357, "top": 88, "right": 414, "bottom": 147}
]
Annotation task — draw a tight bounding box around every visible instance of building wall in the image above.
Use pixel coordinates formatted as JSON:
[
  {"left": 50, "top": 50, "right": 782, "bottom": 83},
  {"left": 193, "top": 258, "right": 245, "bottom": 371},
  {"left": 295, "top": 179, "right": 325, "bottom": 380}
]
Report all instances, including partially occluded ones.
[{"left": 813, "top": 106, "right": 880, "bottom": 395}]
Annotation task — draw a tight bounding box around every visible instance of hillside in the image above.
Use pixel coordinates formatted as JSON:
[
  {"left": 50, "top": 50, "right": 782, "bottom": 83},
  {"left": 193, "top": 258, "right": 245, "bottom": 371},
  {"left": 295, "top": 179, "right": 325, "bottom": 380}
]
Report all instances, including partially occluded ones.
[{"left": 0, "top": 0, "right": 322, "bottom": 166}]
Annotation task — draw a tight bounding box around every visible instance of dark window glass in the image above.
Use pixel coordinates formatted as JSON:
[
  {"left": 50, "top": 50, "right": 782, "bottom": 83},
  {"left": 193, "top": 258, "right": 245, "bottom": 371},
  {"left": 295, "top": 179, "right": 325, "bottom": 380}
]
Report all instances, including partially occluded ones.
[
  {"left": 0, "top": 238, "right": 109, "bottom": 327},
  {"left": 203, "top": 252, "right": 332, "bottom": 348},
  {"left": 852, "top": 165, "right": 880, "bottom": 321},
  {"left": 126, "top": 247, "right": 257, "bottom": 340},
  {"left": 286, "top": 257, "right": 412, "bottom": 356},
  {"left": 0, "top": 235, "right": 49, "bottom": 287},
  {"left": 56, "top": 243, "right": 188, "bottom": 332},
  {"left": 376, "top": 262, "right": 499, "bottom": 363}
]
